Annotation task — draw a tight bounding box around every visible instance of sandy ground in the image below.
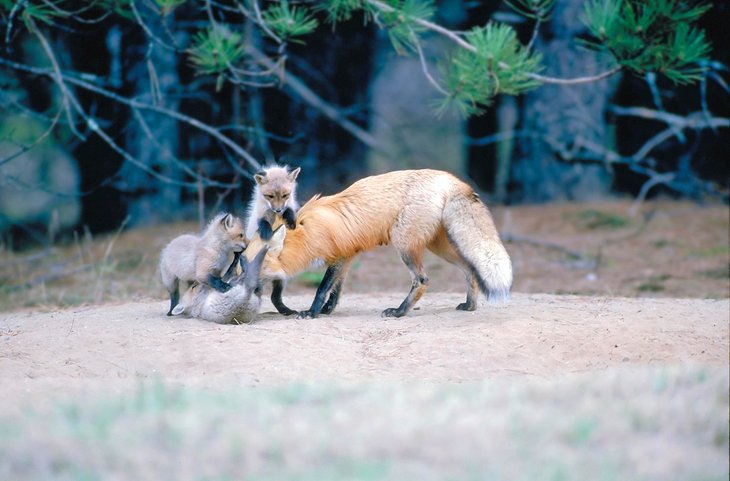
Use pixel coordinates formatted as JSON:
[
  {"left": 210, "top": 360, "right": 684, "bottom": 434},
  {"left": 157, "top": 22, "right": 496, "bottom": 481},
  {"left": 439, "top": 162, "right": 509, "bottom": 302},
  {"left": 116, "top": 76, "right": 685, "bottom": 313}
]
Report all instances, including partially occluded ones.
[
  {"left": 0, "top": 201, "right": 728, "bottom": 478},
  {"left": 2, "top": 292, "right": 727, "bottom": 413}
]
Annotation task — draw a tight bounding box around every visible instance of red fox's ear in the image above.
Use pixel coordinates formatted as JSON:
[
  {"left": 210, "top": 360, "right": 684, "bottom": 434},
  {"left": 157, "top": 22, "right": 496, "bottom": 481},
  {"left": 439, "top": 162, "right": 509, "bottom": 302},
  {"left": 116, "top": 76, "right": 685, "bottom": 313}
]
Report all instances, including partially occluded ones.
[
  {"left": 254, "top": 172, "right": 267, "bottom": 185},
  {"left": 288, "top": 167, "right": 301, "bottom": 181},
  {"left": 268, "top": 225, "right": 286, "bottom": 252}
]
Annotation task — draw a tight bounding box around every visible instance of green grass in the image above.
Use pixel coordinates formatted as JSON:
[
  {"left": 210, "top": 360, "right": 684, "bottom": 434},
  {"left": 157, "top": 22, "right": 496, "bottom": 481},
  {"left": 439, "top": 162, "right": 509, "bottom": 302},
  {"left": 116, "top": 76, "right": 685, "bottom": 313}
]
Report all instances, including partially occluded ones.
[
  {"left": 1, "top": 366, "right": 727, "bottom": 481},
  {"left": 572, "top": 209, "right": 631, "bottom": 230}
]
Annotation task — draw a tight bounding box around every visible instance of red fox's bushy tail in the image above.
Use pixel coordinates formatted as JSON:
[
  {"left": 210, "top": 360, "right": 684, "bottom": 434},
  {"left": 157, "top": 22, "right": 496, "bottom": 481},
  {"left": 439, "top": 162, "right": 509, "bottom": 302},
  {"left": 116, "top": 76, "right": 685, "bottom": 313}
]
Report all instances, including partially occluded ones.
[{"left": 442, "top": 190, "right": 512, "bottom": 302}]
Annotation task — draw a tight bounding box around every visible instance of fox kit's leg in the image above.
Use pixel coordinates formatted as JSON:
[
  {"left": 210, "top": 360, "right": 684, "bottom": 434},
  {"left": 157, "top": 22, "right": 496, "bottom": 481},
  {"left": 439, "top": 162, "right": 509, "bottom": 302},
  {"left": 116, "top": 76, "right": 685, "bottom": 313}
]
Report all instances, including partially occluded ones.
[
  {"left": 299, "top": 259, "right": 351, "bottom": 318},
  {"left": 382, "top": 249, "right": 428, "bottom": 318},
  {"left": 224, "top": 251, "right": 242, "bottom": 280},
  {"left": 271, "top": 279, "right": 298, "bottom": 316},
  {"left": 206, "top": 274, "right": 232, "bottom": 293},
  {"left": 258, "top": 210, "right": 278, "bottom": 240},
  {"left": 167, "top": 277, "right": 180, "bottom": 316},
  {"left": 282, "top": 207, "right": 297, "bottom": 230},
  {"left": 320, "top": 259, "right": 353, "bottom": 315}
]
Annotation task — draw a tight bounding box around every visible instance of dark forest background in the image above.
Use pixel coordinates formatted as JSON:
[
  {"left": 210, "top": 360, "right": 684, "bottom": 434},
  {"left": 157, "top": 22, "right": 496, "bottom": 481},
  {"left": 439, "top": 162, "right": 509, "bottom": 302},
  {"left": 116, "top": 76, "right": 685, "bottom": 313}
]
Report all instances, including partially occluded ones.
[{"left": 1, "top": 0, "right": 728, "bottom": 248}]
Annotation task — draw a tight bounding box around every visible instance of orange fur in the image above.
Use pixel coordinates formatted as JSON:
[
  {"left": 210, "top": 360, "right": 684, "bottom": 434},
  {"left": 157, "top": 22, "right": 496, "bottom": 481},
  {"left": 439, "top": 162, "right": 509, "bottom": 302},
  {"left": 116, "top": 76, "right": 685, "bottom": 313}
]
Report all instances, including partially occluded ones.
[{"left": 255, "top": 169, "right": 512, "bottom": 318}]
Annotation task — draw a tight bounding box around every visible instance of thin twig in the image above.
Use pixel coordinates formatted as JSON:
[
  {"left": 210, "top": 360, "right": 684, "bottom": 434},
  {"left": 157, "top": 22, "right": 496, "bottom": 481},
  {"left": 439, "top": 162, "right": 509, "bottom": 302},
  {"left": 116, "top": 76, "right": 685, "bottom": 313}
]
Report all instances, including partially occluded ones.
[
  {"left": 247, "top": 47, "right": 384, "bottom": 154},
  {"left": 0, "top": 108, "right": 63, "bottom": 167},
  {"left": 411, "top": 30, "right": 448, "bottom": 95},
  {"left": 27, "top": 18, "right": 85, "bottom": 141}
]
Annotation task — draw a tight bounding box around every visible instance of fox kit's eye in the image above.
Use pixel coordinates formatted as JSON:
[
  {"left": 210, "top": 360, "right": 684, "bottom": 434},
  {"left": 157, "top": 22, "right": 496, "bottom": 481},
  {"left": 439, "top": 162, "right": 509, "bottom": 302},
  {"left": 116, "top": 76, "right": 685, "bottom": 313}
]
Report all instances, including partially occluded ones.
[
  {"left": 265, "top": 194, "right": 274, "bottom": 200},
  {"left": 282, "top": 194, "right": 289, "bottom": 199}
]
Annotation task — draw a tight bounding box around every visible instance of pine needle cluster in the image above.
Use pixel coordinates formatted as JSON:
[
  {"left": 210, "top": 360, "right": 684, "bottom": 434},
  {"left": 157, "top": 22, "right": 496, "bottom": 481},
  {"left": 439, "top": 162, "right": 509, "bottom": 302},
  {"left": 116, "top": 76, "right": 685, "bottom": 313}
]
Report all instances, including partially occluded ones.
[
  {"left": 440, "top": 24, "right": 543, "bottom": 116},
  {"left": 581, "top": 0, "right": 712, "bottom": 84}
]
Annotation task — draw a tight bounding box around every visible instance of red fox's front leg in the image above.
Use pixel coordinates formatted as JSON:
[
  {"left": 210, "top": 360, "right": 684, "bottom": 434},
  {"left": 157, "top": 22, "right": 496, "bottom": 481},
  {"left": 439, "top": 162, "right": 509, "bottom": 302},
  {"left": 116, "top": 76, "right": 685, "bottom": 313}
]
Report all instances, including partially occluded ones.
[{"left": 271, "top": 279, "right": 298, "bottom": 316}]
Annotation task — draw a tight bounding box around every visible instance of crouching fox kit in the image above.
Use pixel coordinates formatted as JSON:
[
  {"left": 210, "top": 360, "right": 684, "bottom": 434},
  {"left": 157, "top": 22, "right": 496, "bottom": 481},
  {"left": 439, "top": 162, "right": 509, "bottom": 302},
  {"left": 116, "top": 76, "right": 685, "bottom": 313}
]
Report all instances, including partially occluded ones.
[
  {"left": 159, "top": 213, "right": 246, "bottom": 316},
  {"left": 249, "top": 169, "right": 512, "bottom": 318},
  {"left": 246, "top": 165, "right": 301, "bottom": 241},
  {"left": 170, "top": 247, "right": 268, "bottom": 324}
]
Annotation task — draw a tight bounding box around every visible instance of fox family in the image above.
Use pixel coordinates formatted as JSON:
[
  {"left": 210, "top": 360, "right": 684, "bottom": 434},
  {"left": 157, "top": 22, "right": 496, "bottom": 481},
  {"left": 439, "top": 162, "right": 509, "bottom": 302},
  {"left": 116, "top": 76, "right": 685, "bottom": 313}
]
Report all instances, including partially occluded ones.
[
  {"left": 161, "top": 168, "right": 512, "bottom": 323},
  {"left": 159, "top": 164, "right": 300, "bottom": 321}
]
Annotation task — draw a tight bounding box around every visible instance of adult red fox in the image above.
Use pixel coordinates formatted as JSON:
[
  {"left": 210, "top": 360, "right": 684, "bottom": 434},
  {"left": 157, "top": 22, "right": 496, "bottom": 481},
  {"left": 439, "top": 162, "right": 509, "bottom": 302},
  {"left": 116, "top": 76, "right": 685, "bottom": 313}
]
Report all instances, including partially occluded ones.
[{"left": 249, "top": 169, "right": 512, "bottom": 318}]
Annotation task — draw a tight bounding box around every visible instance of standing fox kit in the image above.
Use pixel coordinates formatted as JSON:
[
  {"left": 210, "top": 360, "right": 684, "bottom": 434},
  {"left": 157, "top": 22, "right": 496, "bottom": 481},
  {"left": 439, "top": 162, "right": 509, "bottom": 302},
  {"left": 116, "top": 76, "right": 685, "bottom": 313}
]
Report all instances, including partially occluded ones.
[
  {"left": 159, "top": 213, "right": 246, "bottom": 316},
  {"left": 249, "top": 169, "right": 512, "bottom": 318},
  {"left": 245, "top": 165, "right": 301, "bottom": 241}
]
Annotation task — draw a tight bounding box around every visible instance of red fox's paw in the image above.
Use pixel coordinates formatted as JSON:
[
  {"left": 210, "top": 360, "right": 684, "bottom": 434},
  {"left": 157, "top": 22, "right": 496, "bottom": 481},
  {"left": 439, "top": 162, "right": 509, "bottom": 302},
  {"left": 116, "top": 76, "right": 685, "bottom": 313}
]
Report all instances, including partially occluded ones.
[
  {"left": 279, "top": 307, "right": 299, "bottom": 316},
  {"left": 456, "top": 301, "right": 476, "bottom": 311},
  {"left": 297, "top": 309, "right": 317, "bottom": 319},
  {"left": 381, "top": 307, "right": 406, "bottom": 318}
]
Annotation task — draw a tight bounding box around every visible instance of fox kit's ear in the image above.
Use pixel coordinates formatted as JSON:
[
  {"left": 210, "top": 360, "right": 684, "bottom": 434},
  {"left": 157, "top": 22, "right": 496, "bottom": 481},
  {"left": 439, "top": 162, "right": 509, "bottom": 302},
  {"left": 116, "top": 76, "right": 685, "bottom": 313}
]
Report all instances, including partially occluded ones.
[
  {"left": 219, "top": 213, "right": 233, "bottom": 230},
  {"left": 254, "top": 172, "right": 267, "bottom": 185},
  {"left": 288, "top": 167, "right": 301, "bottom": 181},
  {"left": 171, "top": 304, "right": 186, "bottom": 316},
  {"left": 268, "top": 225, "right": 286, "bottom": 252}
]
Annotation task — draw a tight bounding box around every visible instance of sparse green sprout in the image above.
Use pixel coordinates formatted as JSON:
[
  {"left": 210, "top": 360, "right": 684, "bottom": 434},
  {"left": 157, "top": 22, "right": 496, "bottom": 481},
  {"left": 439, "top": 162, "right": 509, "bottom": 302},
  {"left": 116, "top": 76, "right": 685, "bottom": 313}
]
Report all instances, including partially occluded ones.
[
  {"left": 439, "top": 23, "right": 542, "bottom": 116},
  {"left": 505, "top": 0, "right": 556, "bottom": 22},
  {"left": 0, "top": 0, "right": 68, "bottom": 25},
  {"left": 318, "top": 0, "right": 367, "bottom": 23},
  {"left": 262, "top": 1, "right": 319, "bottom": 43},
  {"left": 154, "top": 0, "right": 186, "bottom": 16},
  {"left": 581, "top": 0, "right": 712, "bottom": 84},
  {"left": 379, "top": 0, "right": 435, "bottom": 54},
  {"left": 187, "top": 27, "right": 244, "bottom": 76}
]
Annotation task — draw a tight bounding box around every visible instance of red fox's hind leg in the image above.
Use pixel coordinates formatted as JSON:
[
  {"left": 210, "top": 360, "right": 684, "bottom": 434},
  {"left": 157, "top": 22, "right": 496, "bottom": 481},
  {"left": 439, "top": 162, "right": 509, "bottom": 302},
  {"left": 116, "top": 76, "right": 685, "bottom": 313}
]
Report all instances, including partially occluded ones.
[
  {"left": 456, "top": 274, "right": 478, "bottom": 311},
  {"left": 382, "top": 250, "right": 428, "bottom": 318},
  {"left": 320, "top": 259, "right": 352, "bottom": 315}
]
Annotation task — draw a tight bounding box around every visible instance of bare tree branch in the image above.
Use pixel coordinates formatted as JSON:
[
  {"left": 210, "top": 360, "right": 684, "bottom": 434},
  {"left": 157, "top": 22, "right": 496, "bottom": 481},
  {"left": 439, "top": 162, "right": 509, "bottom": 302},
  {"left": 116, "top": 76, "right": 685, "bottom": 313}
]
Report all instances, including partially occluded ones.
[{"left": 247, "top": 46, "right": 385, "bottom": 154}]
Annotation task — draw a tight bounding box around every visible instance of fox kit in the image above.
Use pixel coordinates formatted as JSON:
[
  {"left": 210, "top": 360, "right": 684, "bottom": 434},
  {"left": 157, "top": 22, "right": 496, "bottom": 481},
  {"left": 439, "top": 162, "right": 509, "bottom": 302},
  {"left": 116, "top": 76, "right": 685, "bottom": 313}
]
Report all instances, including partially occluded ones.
[
  {"left": 245, "top": 165, "right": 301, "bottom": 241},
  {"left": 159, "top": 212, "right": 246, "bottom": 316},
  {"left": 170, "top": 246, "right": 267, "bottom": 324},
  {"left": 248, "top": 169, "right": 512, "bottom": 318}
]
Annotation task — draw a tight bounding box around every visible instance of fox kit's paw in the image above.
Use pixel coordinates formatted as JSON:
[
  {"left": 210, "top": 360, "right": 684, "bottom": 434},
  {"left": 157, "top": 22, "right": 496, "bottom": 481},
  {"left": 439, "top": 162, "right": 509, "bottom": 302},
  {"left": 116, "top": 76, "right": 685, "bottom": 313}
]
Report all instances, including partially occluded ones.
[
  {"left": 208, "top": 275, "right": 233, "bottom": 293},
  {"left": 283, "top": 208, "right": 297, "bottom": 230}
]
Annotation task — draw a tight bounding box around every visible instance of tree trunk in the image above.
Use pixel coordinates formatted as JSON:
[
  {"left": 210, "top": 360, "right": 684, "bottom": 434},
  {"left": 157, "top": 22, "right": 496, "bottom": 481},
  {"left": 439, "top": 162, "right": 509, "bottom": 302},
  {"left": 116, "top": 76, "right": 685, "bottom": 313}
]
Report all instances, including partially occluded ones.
[
  {"left": 510, "top": 0, "right": 620, "bottom": 202},
  {"left": 117, "top": 18, "right": 185, "bottom": 225}
]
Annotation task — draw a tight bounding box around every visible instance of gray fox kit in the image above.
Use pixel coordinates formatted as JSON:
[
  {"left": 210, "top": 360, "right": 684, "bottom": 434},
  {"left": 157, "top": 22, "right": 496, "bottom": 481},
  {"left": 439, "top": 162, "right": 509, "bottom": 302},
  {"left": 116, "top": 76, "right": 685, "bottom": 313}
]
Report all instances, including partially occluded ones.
[
  {"left": 170, "top": 246, "right": 267, "bottom": 324},
  {"left": 159, "top": 212, "right": 246, "bottom": 316},
  {"left": 245, "top": 165, "right": 301, "bottom": 240}
]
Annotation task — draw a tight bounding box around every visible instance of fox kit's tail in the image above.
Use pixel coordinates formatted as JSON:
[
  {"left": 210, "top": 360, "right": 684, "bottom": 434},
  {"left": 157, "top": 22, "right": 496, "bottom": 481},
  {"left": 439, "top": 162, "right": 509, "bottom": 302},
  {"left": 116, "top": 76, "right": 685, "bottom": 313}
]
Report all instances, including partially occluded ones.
[{"left": 442, "top": 188, "right": 512, "bottom": 302}]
